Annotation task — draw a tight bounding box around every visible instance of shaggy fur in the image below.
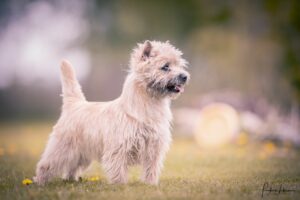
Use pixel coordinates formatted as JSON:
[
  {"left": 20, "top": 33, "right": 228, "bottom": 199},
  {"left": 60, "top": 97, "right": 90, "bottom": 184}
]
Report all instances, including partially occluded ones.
[{"left": 33, "top": 40, "right": 190, "bottom": 185}]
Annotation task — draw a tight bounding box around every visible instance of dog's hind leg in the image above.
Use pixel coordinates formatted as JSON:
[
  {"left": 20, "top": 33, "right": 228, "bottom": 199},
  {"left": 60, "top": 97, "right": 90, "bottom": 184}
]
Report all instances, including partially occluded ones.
[
  {"left": 62, "top": 156, "right": 91, "bottom": 181},
  {"left": 34, "top": 131, "right": 81, "bottom": 185},
  {"left": 33, "top": 133, "right": 62, "bottom": 185},
  {"left": 74, "top": 159, "right": 91, "bottom": 181},
  {"left": 62, "top": 167, "right": 77, "bottom": 181},
  {"left": 34, "top": 158, "right": 57, "bottom": 185}
]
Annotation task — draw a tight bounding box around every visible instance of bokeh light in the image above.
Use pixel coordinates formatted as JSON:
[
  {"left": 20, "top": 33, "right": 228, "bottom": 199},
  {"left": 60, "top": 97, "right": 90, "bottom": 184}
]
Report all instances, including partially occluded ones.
[{"left": 194, "top": 103, "right": 240, "bottom": 148}]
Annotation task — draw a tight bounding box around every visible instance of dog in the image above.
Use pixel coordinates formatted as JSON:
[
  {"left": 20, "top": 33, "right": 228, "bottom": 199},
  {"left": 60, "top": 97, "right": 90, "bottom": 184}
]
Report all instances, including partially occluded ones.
[{"left": 33, "top": 40, "right": 190, "bottom": 185}]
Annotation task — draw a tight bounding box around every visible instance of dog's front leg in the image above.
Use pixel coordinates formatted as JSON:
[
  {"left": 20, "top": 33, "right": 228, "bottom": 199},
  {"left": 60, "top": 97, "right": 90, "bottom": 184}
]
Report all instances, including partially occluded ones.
[
  {"left": 102, "top": 145, "right": 128, "bottom": 184},
  {"left": 141, "top": 139, "right": 167, "bottom": 185}
]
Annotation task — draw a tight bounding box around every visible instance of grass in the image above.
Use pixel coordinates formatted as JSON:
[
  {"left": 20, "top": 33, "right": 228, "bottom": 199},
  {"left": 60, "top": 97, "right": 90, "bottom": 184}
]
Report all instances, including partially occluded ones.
[{"left": 0, "top": 122, "right": 300, "bottom": 200}]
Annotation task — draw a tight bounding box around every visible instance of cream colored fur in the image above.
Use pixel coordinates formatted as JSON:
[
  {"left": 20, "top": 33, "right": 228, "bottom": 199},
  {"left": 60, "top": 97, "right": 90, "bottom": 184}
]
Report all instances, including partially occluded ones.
[{"left": 33, "top": 40, "right": 189, "bottom": 185}]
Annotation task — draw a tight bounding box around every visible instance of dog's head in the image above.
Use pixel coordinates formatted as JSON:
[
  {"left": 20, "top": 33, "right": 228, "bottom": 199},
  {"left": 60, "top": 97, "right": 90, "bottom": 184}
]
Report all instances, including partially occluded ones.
[{"left": 130, "top": 40, "right": 190, "bottom": 99}]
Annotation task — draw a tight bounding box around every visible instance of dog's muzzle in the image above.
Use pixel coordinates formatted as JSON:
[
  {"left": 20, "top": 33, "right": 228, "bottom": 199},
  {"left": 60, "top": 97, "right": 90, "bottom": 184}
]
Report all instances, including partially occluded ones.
[{"left": 166, "top": 73, "right": 188, "bottom": 93}]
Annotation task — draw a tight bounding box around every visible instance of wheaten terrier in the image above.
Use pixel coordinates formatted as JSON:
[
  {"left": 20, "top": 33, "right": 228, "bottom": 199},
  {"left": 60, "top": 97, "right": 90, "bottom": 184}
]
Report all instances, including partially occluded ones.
[{"left": 34, "top": 40, "right": 190, "bottom": 185}]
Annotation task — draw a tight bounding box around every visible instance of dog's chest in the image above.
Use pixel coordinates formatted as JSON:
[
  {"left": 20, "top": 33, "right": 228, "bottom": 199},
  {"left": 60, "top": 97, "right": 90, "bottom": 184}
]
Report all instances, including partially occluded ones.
[{"left": 126, "top": 121, "right": 169, "bottom": 165}]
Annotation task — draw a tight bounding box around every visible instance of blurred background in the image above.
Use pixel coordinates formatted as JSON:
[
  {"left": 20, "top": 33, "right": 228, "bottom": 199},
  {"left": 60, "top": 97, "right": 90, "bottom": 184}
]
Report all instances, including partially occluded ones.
[{"left": 0, "top": 0, "right": 300, "bottom": 151}]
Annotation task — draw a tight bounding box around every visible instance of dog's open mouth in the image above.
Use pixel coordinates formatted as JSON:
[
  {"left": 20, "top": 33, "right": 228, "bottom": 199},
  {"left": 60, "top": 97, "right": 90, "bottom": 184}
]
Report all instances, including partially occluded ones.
[{"left": 167, "top": 84, "right": 184, "bottom": 93}]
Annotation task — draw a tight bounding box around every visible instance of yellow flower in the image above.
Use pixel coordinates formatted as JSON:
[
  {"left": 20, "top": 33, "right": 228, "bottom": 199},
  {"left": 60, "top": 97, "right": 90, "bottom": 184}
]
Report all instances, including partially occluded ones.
[
  {"left": 259, "top": 141, "right": 277, "bottom": 159},
  {"left": 263, "top": 141, "right": 276, "bottom": 154},
  {"left": 236, "top": 132, "right": 249, "bottom": 146},
  {"left": 87, "top": 176, "right": 100, "bottom": 181},
  {"left": 22, "top": 178, "right": 33, "bottom": 185}
]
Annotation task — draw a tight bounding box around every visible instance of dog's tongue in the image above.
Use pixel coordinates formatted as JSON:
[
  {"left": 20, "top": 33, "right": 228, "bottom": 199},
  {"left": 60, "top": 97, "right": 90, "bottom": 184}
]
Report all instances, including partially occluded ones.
[{"left": 175, "top": 85, "right": 184, "bottom": 92}]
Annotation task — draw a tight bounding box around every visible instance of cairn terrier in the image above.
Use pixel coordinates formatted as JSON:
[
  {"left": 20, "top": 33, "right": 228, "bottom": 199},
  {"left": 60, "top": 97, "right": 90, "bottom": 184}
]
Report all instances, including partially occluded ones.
[{"left": 34, "top": 40, "right": 190, "bottom": 185}]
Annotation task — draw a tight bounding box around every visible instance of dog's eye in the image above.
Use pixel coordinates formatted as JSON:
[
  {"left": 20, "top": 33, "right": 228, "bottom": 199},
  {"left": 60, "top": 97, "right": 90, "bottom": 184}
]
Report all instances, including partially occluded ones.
[{"left": 161, "top": 63, "right": 170, "bottom": 72}]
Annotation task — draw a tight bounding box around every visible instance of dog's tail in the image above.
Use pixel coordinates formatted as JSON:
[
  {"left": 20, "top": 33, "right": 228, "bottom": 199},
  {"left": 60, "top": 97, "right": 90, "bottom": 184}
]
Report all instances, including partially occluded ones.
[{"left": 60, "top": 60, "right": 86, "bottom": 104}]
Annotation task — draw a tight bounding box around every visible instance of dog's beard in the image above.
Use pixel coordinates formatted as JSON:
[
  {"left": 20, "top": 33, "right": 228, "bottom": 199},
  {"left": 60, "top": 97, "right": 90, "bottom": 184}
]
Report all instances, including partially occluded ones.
[{"left": 147, "top": 77, "right": 185, "bottom": 98}]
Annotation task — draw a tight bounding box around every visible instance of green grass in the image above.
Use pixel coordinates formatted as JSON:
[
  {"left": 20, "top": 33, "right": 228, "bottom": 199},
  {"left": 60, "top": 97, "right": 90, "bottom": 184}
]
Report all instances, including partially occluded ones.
[{"left": 0, "top": 122, "right": 300, "bottom": 200}]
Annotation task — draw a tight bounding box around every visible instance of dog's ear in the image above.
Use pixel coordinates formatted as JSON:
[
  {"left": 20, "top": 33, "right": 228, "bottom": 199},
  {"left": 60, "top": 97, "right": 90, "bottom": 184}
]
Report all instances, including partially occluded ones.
[{"left": 142, "top": 40, "right": 152, "bottom": 59}]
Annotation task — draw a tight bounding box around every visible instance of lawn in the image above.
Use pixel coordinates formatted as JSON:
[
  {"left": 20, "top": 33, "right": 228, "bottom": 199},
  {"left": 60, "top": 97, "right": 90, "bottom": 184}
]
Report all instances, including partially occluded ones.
[{"left": 0, "top": 122, "right": 299, "bottom": 200}]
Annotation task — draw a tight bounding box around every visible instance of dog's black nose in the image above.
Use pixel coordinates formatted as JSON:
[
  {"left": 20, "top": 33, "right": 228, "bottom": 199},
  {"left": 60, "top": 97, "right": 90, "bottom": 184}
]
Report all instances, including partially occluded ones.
[{"left": 178, "top": 73, "right": 187, "bottom": 83}]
